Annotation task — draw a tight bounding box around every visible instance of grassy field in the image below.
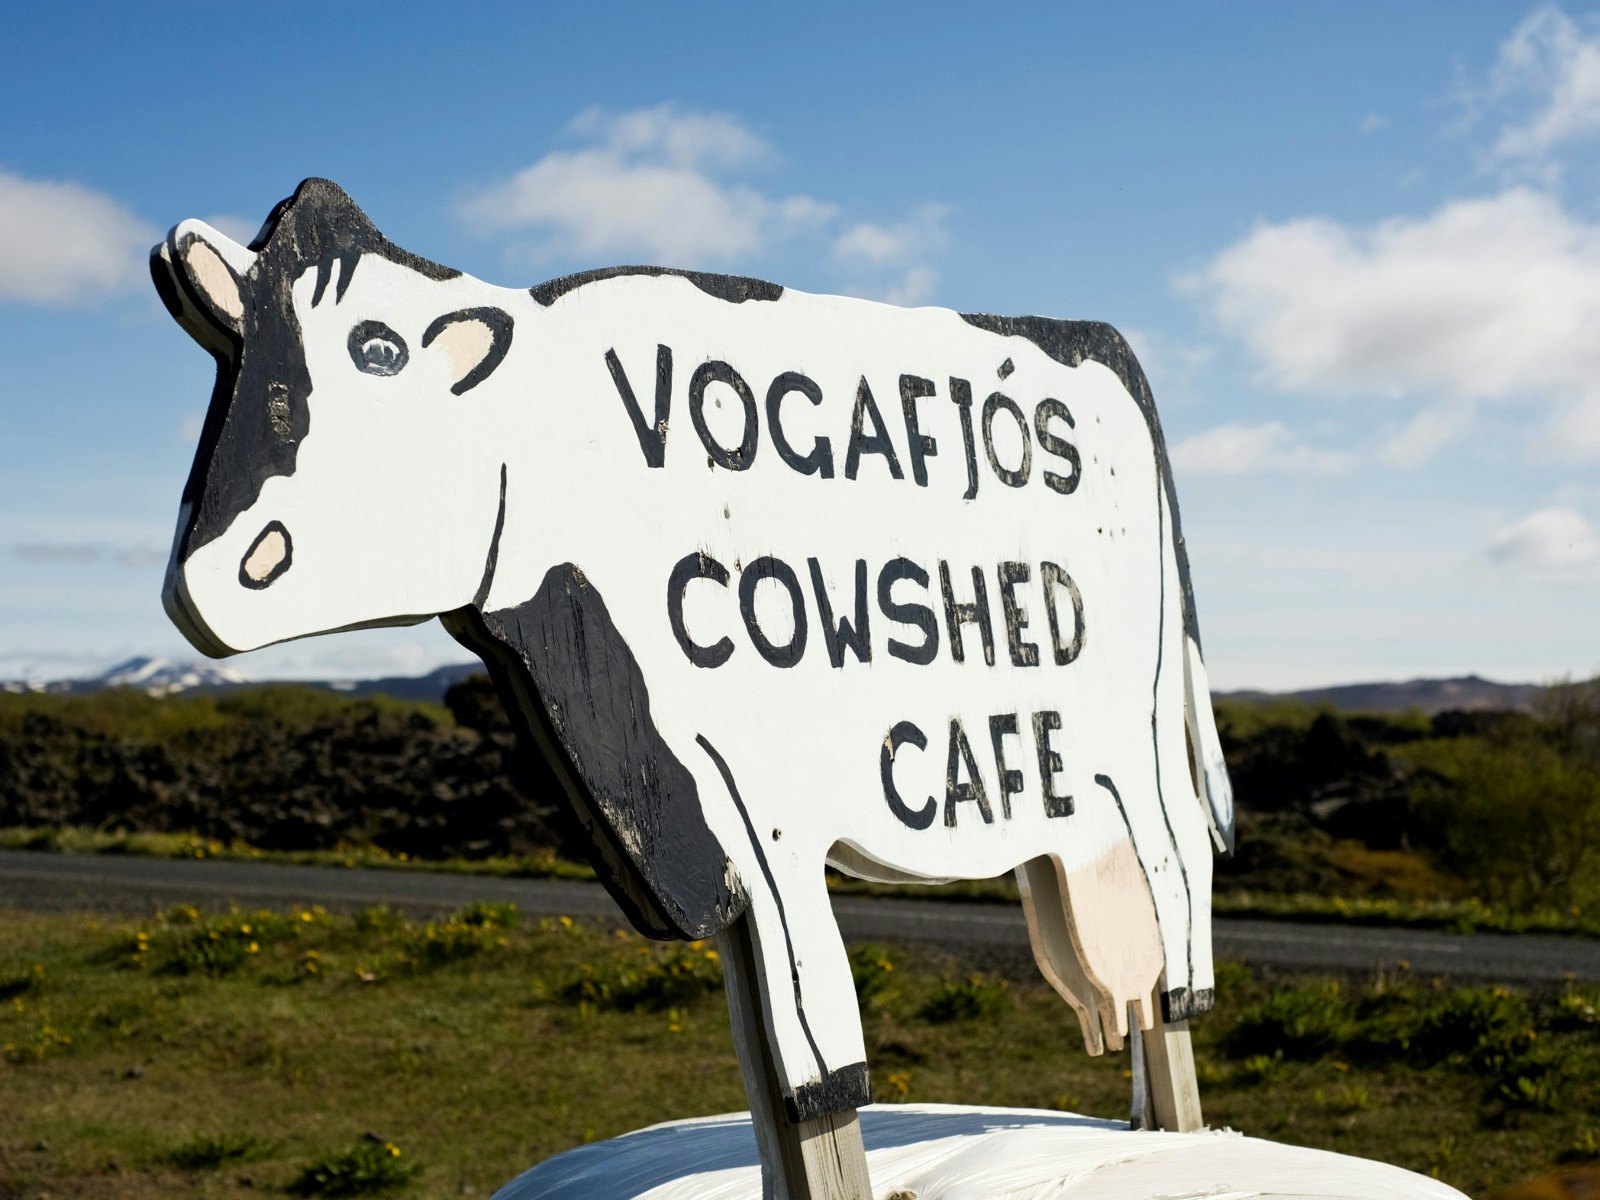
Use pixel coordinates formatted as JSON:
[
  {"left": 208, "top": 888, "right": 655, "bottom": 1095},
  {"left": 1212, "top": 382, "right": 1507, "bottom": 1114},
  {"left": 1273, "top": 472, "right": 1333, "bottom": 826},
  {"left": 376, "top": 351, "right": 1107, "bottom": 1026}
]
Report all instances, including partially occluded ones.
[
  {"left": 3, "top": 904, "right": 1599, "bottom": 1198},
  {"left": 7, "top": 824, "right": 1600, "bottom": 941}
]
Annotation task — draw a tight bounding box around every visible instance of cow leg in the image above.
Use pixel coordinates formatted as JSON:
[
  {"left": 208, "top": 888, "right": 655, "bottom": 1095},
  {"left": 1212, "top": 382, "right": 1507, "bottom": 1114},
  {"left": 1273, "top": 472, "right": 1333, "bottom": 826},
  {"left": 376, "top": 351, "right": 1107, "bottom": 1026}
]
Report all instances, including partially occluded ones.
[
  {"left": 719, "top": 912, "right": 872, "bottom": 1200},
  {"left": 693, "top": 735, "right": 870, "bottom": 1117},
  {"left": 724, "top": 862, "right": 871, "bottom": 1121},
  {"left": 1017, "top": 855, "right": 1114, "bottom": 1054}
]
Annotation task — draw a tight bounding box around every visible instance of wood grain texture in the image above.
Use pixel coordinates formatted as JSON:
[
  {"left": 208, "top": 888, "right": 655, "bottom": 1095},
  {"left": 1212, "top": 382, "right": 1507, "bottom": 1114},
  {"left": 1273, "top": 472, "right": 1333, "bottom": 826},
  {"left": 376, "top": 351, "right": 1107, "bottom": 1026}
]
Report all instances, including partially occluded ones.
[
  {"left": 1140, "top": 1007, "right": 1204, "bottom": 1133},
  {"left": 720, "top": 917, "right": 872, "bottom": 1200},
  {"left": 1061, "top": 838, "right": 1163, "bottom": 1040},
  {"left": 1016, "top": 856, "right": 1109, "bottom": 1054}
]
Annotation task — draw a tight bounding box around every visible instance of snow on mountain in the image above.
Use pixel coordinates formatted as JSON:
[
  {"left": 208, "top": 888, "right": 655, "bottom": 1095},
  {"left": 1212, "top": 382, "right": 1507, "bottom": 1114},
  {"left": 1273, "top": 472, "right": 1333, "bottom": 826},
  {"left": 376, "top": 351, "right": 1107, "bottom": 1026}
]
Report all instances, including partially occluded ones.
[
  {"left": 1, "top": 656, "right": 481, "bottom": 701},
  {"left": 93, "top": 656, "right": 250, "bottom": 695}
]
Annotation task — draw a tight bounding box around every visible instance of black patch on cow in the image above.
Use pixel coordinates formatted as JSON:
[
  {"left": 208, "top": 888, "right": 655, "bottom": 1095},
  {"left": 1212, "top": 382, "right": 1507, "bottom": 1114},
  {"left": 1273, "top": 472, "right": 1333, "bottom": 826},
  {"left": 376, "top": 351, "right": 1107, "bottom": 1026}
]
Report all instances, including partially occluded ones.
[
  {"left": 170, "top": 178, "right": 461, "bottom": 564},
  {"left": 1162, "top": 985, "right": 1214, "bottom": 1023},
  {"left": 785, "top": 1061, "right": 872, "bottom": 1124},
  {"left": 957, "top": 314, "right": 1202, "bottom": 653},
  {"left": 530, "top": 265, "right": 783, "bottom": 307},
  {"left": 422, "top": 306, "right": 515, "bottom": 396},
  {"left": 447, "top": 564, "right": 747, "bottom": 941}
]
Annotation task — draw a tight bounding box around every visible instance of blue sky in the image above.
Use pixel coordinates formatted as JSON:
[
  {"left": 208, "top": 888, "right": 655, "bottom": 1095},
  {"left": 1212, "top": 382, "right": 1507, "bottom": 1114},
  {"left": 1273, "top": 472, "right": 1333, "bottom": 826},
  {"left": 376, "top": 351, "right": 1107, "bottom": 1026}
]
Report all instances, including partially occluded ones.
[{"left": 4, "top": 2, "right": 1598, "bottom": 690}]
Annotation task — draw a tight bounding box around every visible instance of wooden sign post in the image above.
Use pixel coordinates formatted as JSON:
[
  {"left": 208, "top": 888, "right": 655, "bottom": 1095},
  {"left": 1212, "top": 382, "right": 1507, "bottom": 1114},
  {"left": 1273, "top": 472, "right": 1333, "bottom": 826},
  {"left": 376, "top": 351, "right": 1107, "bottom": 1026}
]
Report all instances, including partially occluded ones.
[{"left": 154, "top": 178, "right": 1236, "bottom": 1199}]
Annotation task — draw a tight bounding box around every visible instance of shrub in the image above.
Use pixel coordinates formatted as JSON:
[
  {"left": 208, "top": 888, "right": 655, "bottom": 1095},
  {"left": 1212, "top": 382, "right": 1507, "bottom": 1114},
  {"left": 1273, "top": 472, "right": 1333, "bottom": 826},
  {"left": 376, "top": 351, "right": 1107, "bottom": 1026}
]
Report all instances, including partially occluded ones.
[
  {"left": 1235, "top": 1051, "right": 1284, "bottom": 1085},
  {"left": 1415, "top": 988, "right": 1530, "bottom": 1064},
  {"left": 919, "top": 974, "right": 1007, "bottom": 1023},
  {"left": 153, "top": 909, "right": 299, "bottom": 977},
  {"left": 558, "top": 942, "right": 724, "bottom": 1012},
  {"left": 2, "top": 1022, "right": 74, "bottom": 1063},
  {"left": 848, "top": 944, "right": 900, "bottom": 1006},
  {"left": 454, "top": 900, "right": 519, "bottom": 929},
  {"left": 1559, "top": 1129, "right": 1600, "bottom": 1163},
  {"left": 1552, "top": 985, "right": 1600, "bottom": 1030},
  {"left": 0, "top": 963, "right": 44, "bottom": 1000},
  {"left": 166, "top": 1131, "right": 273, "bottom": 1169},
  {"left": 1226, "top": 981, "right": 1352, "bottom": 1060},
  {"left": 290, "top": 1140, "right": 419, "bottom": 1196},
  {"left": 400, "top": 915, "right": 510, "bottom": 973},
  {"left": 1407, "top": 687, "right": 1600, "bottom": 913},
  {"left": 353, "top": 906, "right": 405, "bottom": 934},
  {"left": 1487, "top": 1043, "right": 1569, "bottom": 1113}
]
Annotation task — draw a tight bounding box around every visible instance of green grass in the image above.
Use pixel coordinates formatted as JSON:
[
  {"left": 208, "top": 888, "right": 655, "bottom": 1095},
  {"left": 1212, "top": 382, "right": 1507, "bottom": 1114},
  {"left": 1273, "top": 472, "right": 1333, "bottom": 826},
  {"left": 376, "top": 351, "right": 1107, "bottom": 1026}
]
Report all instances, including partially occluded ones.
[
  {"left": 7, "top": 824, "right": 1599, "bottom": 940},
  {"left": 1, "top": 905, "right": 1596, "bottom": 1197},
  {"left": 0, "top": 825, "right": 595, "bottom": 882}
]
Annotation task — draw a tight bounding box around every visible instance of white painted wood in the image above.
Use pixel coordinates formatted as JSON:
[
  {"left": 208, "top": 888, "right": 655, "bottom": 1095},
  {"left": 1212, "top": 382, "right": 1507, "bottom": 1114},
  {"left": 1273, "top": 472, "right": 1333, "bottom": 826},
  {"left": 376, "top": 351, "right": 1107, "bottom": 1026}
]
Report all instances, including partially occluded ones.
[
  {"left": 154, "top": 181, "right": 1239, "bottom": 1185},
  {"left": 491, "top": 1104, "right": 1469, "bottom": 1200}
]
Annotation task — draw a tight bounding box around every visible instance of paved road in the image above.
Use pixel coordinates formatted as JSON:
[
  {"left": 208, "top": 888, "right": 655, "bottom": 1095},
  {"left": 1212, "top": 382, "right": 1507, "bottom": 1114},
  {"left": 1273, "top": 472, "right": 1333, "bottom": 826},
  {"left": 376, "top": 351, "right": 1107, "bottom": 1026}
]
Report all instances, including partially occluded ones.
[{"left": 3, "top": 849, "right": 1598, "bottom": 983}]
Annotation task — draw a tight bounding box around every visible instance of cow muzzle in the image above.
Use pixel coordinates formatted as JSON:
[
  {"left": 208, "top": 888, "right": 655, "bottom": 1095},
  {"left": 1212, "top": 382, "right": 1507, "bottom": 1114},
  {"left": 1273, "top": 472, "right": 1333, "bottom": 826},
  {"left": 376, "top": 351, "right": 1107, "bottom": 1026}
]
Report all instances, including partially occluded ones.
[{"left": 239, "top": 521, "right": 293, "bottom": 589}]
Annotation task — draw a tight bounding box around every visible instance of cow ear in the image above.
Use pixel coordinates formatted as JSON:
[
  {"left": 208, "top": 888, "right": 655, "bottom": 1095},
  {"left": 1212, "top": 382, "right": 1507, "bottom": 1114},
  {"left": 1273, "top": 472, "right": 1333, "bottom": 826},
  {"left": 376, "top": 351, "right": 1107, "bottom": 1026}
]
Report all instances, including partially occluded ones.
[
  {"left": 169, "top": 222, "right": 253, "bottom": 336},
  {"left": 422, "top": 307, "right": 514, "bottom": 395}
]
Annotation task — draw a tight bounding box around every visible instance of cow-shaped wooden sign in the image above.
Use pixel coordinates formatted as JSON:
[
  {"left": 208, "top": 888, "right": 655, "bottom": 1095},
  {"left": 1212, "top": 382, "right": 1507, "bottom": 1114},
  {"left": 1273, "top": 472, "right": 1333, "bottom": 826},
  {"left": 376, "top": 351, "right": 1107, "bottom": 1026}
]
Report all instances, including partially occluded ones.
[{"left": 154, "top": 178, "right": 1235, "bottom": 1195}]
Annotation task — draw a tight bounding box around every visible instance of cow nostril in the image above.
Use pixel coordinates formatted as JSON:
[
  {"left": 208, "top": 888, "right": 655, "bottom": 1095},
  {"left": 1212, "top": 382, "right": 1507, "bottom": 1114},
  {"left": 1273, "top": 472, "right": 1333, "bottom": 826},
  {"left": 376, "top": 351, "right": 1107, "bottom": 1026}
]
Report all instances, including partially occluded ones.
[{"left": 239, "top": 521, "right": 292, "bottom": 589}]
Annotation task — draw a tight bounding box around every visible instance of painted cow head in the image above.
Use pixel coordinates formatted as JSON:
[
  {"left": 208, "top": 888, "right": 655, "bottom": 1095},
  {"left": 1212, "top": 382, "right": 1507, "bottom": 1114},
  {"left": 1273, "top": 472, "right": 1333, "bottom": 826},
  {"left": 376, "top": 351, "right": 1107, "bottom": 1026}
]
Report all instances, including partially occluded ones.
[{"left": 154, "top": 179, "right": 515, "bottom": 656}]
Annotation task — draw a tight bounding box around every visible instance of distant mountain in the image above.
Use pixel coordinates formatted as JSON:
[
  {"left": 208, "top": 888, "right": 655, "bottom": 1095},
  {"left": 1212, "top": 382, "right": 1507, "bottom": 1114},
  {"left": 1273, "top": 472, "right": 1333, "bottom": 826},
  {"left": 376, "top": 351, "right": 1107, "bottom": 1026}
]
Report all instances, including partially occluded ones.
[
  {"left": 2, "top": 656, "right": 482, "bottom": 703},
  {"left": 4, "top": 657, "right": 1543, "bottom": 714},
  {"left": 2, "top": 655, "right": 249, "bottom": 698},
  {"left": 94, "top": 656, "right": 251, "bottom": 696},
  {"left": 318, "top": 663, "right": 482, "bottom": 703},
  {"left": 1217, "top": 674, "right": 1540, "bottom": 714}
]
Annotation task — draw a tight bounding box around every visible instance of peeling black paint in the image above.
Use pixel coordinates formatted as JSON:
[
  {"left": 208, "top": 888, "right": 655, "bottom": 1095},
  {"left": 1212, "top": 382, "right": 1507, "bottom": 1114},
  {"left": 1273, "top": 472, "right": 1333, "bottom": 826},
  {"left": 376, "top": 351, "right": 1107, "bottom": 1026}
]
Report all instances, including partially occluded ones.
[
  {"left": 1161, "top": 985, "right": 1214, "bottom": 1023},
  {"left": 785, "top": 1061, "right": 872, "bottom": 1124},
  {"left": 530, "top": 265, "right": 783, "bottom": 307},
  {"left": 957, "top": 314, "right": 1202, "bottom": 652},
  {"left": 452, "top": 565, "right": 748, "bottom": 941},
  {"left": 168, "top": 178, "right": 461, "bottom": 563}
]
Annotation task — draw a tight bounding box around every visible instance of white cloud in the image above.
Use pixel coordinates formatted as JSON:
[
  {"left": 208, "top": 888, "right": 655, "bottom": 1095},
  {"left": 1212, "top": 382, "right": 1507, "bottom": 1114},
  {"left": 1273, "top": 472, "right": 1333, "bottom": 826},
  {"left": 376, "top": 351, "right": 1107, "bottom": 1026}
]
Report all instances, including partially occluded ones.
[
  {"left": 460, "top": 105, "right": 836, "bottom": 265},
  {"left": 1361, "top": 113, "right": 1390, "bottom": 133},
  {"left": 1379, "top": 402, "right": 1474, "bottom": 468},
  {"left": 1482, "top": 6, "right": 1600, "bottom": 162},
  {"left": 831, "top": 203, "right": 949, "bottom": 305},
  {"left": 1121, "top": 328, "right": 1214, "bottom": 409},
  {"left": 459, "top": 105, "right": 950, "bottom": 305},
  {"left": 0, "top": 169, "right": 154, "bottom": 305},
  {"left": 1170, "top": 421, "right": 1356, "bottom": 477},
  {"left": 567, "top": 106, "right": 767, "bottom": 169},
  {"left": 1188, "top": 188, "right": 1600, "bottom": 461},
  {"left": 12, "top": 541, "right": 165, "bottom": 569},
  {"left": 1487, "top": 505, "right": 1600, "bottom": 572}
]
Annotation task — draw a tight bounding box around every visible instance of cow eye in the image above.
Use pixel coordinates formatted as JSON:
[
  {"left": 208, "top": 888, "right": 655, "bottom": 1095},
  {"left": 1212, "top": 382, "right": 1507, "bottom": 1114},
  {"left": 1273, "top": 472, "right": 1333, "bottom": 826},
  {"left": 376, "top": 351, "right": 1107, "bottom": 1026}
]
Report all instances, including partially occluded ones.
[{"left": 347, "top": 321, "right": 409, "bottom": 377}]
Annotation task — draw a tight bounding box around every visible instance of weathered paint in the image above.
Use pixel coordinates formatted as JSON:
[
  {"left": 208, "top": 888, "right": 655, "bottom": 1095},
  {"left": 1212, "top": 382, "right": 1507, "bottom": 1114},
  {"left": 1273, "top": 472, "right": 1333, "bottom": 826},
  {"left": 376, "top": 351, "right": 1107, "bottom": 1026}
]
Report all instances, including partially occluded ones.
[{"left": 154, "top": 178, "right": 1236, "bottom": 1130}]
